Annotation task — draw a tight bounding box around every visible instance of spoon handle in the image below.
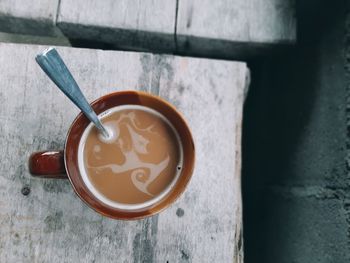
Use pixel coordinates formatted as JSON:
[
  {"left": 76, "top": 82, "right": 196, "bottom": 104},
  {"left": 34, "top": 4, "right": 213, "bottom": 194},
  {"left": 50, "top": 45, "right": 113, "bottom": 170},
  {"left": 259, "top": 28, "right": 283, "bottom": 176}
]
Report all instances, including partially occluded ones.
[{"left": 35, "top": 47, "right": 108, "bottom": 137}]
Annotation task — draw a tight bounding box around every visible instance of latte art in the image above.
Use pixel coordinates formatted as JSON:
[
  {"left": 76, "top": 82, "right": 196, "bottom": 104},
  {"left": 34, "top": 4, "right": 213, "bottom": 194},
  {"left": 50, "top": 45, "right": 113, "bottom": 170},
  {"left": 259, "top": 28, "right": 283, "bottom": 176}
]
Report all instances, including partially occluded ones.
[
  {"left": 80, "top": 105, "right": 182, "bottom": 205},
  {"left": 86, "top": 111, "right": 171, "bottom": 196}
]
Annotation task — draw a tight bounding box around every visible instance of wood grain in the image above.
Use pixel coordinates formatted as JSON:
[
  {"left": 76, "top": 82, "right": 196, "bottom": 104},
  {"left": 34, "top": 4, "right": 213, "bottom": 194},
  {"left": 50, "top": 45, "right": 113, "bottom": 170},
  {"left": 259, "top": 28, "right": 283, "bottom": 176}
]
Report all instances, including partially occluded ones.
[
  {"left": 57, "top": 0, "right": 295, "bottom": 57},
  {"left": 0, "top": 0, "right": 60, "bottom": 36},
  {"left": 176, "top": 0, "right": 296, "bottom": 58},
  {"left": 57, "top": 0, "right": 177, "bottom": 52},
  {"left": 0, "top": 43, "right": 247, "bottom": 262},
  {"left": 0, "top": 0, "right": 296, "bottom": 58}
]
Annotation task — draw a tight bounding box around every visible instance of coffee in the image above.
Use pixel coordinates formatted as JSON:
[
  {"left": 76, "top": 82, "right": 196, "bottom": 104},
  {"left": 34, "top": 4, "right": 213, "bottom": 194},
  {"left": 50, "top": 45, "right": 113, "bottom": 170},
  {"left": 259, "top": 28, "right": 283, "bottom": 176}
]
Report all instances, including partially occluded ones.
[{"left": 79, "top": 105, "right": 182, "bottom": 206}]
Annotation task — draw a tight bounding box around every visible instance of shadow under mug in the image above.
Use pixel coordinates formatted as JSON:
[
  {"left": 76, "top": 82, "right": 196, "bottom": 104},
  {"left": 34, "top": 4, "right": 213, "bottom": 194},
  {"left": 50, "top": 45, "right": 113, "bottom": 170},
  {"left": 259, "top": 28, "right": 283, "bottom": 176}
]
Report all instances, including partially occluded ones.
[{"left": 28, "top": 91, "right": 195, "bottom": 220}]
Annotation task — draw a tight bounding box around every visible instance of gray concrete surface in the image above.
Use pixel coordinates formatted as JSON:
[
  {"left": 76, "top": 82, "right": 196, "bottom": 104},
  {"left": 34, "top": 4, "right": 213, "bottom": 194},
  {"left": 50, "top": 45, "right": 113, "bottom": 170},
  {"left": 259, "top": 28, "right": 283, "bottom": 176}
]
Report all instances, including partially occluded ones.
[
  {"left": 243, "top": 0, "right": 350, "bottom": 262},
  {"left": 0, "top": 43, "right": 247, "bottom": 262}
]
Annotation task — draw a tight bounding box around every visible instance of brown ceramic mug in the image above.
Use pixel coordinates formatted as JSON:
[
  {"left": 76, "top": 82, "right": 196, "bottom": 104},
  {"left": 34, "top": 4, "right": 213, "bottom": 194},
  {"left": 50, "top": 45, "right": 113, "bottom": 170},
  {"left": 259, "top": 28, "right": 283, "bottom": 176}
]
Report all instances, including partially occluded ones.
[{"left": 29, "top": 91, "right": 195, "bottom": 220}]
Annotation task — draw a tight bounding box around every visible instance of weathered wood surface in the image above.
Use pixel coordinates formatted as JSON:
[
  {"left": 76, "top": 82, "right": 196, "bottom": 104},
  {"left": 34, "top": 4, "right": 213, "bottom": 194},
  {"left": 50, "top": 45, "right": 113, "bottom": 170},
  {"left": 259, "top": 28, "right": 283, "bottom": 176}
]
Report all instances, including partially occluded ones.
[
  {"left": 176, "top": 0, "right": 296, "bottom": 58},
  {"left": 56, "top": 0, "right": 295, "bottom": 57},
  {"left": 57, "top": 0, "right": 176, "bottom": 52},
  {"left": 0, "top": 0, "right": 296, "bottom": 57},
  {"left": 0, "top": 0, "right": 60, "bottom": 36},
  {"left": 0, "top": 32, "right": 70, "bottom": 47},
  {"left": 0, "top": 43, "right": 247, "bottom": 262}
]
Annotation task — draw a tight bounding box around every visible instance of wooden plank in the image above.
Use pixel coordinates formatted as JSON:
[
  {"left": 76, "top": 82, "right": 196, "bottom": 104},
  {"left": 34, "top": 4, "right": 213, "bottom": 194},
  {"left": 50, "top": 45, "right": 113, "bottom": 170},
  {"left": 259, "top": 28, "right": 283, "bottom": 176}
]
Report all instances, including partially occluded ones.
[
  {"left": 0, "top": 43, "right": 247, "bottom": 262},
  {"left": 155, "top": 53, "right": 247, "bottom": 262},
  {"left": 57, "top": 0, "right": 176, "bottom": 52},
  {"left": 0, "top": 32, "right": 70, "bottom": 46},
  {"left": 176, "top": 0, "right": 296, "bottom": 59},
  {"left": 0, "top": 0, "right": 60, "bottom": 36},
  {"left": 0, "top": 0, "right": 295, "bottom": 58},
  {"left": 57, "top": 0, "right": 295, "bottom": 58}
]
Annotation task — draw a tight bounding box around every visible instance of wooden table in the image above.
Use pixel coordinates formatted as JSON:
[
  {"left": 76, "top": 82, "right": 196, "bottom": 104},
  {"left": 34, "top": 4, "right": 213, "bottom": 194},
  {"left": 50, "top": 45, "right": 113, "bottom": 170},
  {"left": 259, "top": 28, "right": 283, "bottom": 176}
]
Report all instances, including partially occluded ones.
[{"left": 0, "top": 43, "right": 248, "bottom": 262}]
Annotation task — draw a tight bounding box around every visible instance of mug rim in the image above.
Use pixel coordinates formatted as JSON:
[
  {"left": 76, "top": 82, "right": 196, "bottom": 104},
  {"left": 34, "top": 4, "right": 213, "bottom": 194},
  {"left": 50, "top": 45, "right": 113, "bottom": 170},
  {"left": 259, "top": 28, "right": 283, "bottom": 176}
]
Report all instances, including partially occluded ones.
[{"left": 63, "top": 90, "right": 195, "bottom": 220}]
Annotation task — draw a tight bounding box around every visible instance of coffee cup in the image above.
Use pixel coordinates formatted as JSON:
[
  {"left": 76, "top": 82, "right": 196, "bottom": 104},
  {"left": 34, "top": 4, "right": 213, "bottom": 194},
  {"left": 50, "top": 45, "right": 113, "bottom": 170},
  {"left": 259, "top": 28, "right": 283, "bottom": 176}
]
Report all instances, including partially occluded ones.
[{"left": 29, "top": 91, "right": 195, "bottom": 220}]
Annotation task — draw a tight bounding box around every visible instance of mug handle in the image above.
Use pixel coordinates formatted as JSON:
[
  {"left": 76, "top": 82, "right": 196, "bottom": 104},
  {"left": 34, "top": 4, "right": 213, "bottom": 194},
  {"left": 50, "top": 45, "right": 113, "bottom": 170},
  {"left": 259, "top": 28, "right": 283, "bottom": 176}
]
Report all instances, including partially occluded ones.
[{"left": 28, "top": 151, "right": 67, "bottom": 178}]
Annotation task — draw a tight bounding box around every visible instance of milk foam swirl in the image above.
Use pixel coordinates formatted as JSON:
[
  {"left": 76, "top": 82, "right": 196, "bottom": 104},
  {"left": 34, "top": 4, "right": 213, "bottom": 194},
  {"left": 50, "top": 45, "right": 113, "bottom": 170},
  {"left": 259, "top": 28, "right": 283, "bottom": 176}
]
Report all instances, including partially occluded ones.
[
  {"left": 78, "top": 105, "right": 183, "bottom": 210},
  {"left": 86, "top": 111, "right": 171, "bottom": 196}
]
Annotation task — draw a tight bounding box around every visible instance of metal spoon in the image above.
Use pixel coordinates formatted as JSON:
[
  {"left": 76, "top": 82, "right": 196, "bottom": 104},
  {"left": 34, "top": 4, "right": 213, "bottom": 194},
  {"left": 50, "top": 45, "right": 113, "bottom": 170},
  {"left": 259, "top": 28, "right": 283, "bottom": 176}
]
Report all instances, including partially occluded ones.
[{"left": 35, "top": 47, "right": 110, "bottom": 138}]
